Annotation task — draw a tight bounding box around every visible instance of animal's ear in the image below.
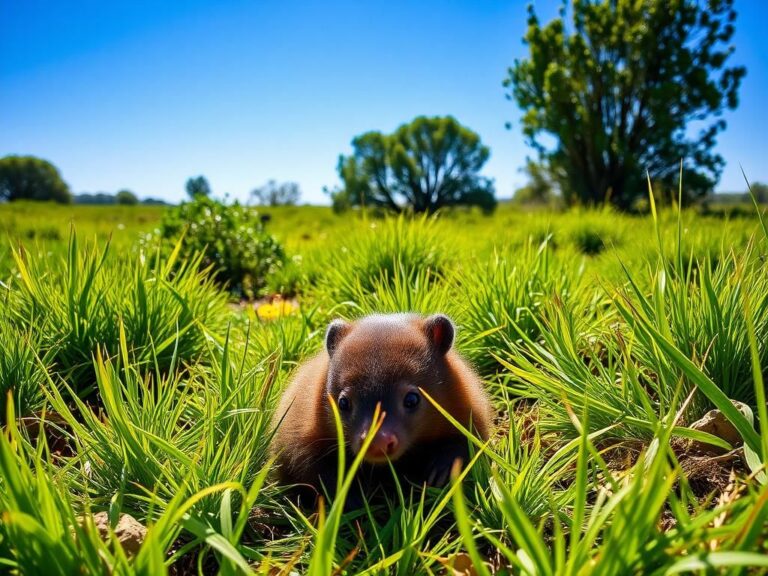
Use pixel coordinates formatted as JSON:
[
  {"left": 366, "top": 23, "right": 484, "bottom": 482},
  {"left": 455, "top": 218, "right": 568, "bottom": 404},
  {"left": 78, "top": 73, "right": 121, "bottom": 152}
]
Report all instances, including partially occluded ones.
[
  {"left": 325, "top": 319, "right": 351, "bottom": 356},
  {"left": 424, "top": 314, "right": 454, "bottom": 355}
]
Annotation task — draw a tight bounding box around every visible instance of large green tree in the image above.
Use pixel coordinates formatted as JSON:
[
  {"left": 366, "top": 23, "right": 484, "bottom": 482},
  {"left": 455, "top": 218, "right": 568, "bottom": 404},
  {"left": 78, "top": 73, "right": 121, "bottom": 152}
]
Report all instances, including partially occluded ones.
[
  {"left": 333, "top": 116, "right": 496, "bottom": 214},
  {"left": 506, "top": 0, "right": 745, "bottom": 208},
  {"left": 0, "top": 155, "right": 72, "bottom": 203}
]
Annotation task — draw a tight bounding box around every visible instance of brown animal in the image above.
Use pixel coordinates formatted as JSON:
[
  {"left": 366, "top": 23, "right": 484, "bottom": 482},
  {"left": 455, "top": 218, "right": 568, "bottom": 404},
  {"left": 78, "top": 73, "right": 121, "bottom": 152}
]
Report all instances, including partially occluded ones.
[{"left": 270, "top": 313, "right": 493, "bottom": 503}]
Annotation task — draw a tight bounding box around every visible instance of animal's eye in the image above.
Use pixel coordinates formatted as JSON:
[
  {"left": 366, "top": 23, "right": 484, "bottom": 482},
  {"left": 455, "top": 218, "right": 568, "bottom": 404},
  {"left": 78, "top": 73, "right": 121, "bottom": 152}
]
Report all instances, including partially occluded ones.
[
  {"left": 403, "top": 391, "right": 420, "bottom": 410},
  {"left": 338, "top": 395, "right": 351, "bottom": 412}
]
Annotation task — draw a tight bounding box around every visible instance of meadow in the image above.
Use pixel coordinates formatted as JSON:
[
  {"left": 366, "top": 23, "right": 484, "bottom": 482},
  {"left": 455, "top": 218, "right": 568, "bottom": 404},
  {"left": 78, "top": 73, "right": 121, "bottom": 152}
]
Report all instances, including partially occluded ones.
[{"left": 0, "top": 199, "right": 767, "bottom": 575}]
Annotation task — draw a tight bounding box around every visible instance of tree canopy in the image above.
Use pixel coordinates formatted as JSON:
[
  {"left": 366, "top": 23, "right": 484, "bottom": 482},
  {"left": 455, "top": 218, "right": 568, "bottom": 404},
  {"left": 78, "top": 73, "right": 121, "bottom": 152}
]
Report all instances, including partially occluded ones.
[
  {"left": 116, "top": 189, "right": 139, "bottom": 205},
  {"left": 185, "top": 175, "right": 211, "bottom": 199},
  {"left": 0, "top": 155, "right": 72, "bottom": 203},
  {"left": 251, "top": 180, "right": 301, "bottom": 206},
  {"left": 332, "top": 116, "right": 496, "bottom": 214},
  {"left": 505, "top": 0, "right": 745, "bottom": 208},
  {"left": 513, "top": 161, "right": 556, "bottom": 206},
  {"left": 748, "top": 182, "right": 768, "bottom": 204}
]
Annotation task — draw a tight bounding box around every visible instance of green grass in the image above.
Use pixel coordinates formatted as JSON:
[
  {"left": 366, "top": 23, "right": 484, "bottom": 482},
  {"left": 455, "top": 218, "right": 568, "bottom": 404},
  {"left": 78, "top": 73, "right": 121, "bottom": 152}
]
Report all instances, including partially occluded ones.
[
  {"left": 0, "top": 202, "right": 164, "bottom": 278},
  {"left": 1, "top": 200, "right": 767, "bottom": 574},
  {"left": 5, "top": 232, "right": 227, "bottom": 398}
]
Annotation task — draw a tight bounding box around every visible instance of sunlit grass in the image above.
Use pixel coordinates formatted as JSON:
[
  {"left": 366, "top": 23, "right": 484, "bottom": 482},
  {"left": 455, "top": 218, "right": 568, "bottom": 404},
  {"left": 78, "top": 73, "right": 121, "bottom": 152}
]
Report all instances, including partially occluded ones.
[{"left": 0, "top": 200, "right": 767, "bottom": 573}]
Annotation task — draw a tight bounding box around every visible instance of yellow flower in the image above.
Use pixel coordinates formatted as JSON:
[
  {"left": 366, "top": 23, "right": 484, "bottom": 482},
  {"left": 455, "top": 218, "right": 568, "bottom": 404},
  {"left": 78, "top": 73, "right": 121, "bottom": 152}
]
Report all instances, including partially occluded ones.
[{"left": 256, "top": 299, "right": 296, "bottom": 321}]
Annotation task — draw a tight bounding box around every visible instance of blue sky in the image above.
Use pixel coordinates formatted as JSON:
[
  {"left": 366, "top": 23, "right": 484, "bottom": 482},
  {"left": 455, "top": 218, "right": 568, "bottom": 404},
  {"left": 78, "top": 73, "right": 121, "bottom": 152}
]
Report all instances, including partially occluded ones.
[{"left": 1, "top": 0, "right": 766, "bottom": 204}]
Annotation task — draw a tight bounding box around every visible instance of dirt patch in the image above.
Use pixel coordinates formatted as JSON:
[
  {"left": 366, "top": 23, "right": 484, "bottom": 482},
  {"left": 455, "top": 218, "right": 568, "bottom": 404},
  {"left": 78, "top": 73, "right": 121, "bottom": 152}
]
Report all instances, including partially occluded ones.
[{"left": 18, "top": 411, "right": 74, "bottom": 458}]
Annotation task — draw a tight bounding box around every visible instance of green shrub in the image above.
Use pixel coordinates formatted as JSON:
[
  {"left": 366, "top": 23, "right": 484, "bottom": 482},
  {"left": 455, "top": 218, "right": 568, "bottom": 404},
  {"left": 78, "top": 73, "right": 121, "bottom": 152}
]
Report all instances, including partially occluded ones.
[
  {"left": 550, "top": 210, "right": 628, "bottom": 256},
  {"left": 158, "top": 195, "right": 286, "bottom": 298},
  {"left": 23, "top": 225, "right": 61, "bottom": 241}
]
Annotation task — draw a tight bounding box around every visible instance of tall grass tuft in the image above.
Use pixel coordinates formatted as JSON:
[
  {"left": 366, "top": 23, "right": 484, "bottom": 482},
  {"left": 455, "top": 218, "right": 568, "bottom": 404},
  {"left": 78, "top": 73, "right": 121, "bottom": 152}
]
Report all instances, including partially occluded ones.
[
  {"left": 313, "top": 214, "right": 450, "bottom": 306},
  {"left": 618, "top": 241, "right": 768, "bottom": 416},
  {"left": 0, "top": 319, "right": 49, "bottom": 422},
  {"left": 0, "top": 404, "right": 157, "bottom": 575},
  {"left": 460, "top": 238, "right": 597, "bottom": 376},
  {"left": 7, "top": 231, "right": 228, "bottom": 396},
  {"left": 452, "top": 404, "right": 768, "bottom": 574},
  {"left": 42, "top": 330, "right": 277, "bottom": 521}
]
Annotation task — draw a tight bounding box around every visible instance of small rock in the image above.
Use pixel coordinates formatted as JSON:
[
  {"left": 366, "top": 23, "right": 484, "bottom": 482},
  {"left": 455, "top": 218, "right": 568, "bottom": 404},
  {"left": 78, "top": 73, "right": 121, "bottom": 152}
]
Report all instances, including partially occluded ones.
[
  {"left": 689, "top": 401, "right": 751, "bottom": 455},
  {"left": 91, "top": 512, "right": 146, "bottom": 558}
]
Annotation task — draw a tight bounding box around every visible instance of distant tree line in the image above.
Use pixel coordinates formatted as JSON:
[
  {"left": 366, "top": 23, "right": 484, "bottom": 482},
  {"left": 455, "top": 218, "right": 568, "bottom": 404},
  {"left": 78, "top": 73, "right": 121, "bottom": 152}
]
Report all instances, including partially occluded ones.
[
  {"left": 0, "top": 156, "right": 304, "bottom": 208},
  {"left": 0, "top": 155, "right": 168, "bottom": 206},
  {"left": 74, "top": 191, "right": 167, "bottom": 206},
  {"left": 705, "top": 182, "right": 768, "bottom": 205},
  {"left": 181, "top": 175, "right": 303, "bottom": 206}
]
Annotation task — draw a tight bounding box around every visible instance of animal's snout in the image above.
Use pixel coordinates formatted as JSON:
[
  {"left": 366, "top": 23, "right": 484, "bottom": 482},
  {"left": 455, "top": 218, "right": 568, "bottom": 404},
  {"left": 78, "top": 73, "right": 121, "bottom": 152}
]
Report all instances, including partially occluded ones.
[{"left": 362, "top": 430, "right": 399, "bottom": 461}]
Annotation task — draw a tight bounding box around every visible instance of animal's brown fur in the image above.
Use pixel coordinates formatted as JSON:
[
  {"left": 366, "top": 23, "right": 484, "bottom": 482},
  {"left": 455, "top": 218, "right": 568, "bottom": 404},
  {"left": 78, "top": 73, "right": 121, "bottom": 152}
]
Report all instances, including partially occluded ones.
[{"left": 270, "top": 313, "right": 493, "bottom": 501}]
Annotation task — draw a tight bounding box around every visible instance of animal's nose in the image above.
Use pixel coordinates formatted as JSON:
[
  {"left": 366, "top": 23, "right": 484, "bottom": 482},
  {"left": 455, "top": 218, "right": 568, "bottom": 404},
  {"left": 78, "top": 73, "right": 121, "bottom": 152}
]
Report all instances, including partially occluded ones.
[{"left": 364, "top": 431, "right": 399, "bottom": 458}]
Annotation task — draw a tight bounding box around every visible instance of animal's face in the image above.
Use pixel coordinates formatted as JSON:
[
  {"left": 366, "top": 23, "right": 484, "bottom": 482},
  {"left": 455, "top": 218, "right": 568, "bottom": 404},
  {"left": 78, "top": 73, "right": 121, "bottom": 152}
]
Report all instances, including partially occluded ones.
[{"left": 324, "top": 314, "right": 454, "bottom": 464}]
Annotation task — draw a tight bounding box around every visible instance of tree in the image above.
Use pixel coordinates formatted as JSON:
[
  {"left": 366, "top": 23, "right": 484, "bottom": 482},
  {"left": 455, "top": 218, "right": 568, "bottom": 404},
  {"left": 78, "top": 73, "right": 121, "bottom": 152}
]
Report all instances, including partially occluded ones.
[
  {"left": 116, "top": 189, "right": 139, "bottom": 205},
  {"left": 0, "top": 155, "right": 72, "bottom": 203},
  {"left": 333, "top": 116, "right": 496, "bottom": 214},
  {"left": 74, "top": 192, "right": 116, "bottom": 205},
  {"left": 748, "top": 182, "right": 768, "bottom": 204},
  {"left": 513, "top": 161, "right": 557, "bottom": 205},
  {"left": 505, "top": 0, "right": 745, "bottom": 209},
  {"left": 185, "top": 175, "right": 211, "bottom": 199},
  {"left": 250, "top": 180, "right": 301, "bottom": 206}
]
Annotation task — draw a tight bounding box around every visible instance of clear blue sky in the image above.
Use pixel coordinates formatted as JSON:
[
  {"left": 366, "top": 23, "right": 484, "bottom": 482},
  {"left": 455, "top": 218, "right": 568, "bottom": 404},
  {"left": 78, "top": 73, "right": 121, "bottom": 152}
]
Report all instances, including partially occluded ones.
[{"left": 1, "top": 0, "right": 766, "bottom": 203}]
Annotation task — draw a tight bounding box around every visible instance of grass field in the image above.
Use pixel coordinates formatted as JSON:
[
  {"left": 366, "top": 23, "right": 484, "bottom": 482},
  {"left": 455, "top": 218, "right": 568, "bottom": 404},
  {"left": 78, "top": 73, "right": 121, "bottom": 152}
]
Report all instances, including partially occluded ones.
[{"left": 1, "top": 200, "right": 767, "bottom": 574}]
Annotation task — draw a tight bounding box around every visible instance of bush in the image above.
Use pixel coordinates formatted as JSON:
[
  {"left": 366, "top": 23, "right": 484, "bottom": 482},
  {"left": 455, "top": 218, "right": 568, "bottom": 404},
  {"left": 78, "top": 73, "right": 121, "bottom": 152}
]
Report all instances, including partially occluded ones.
[
  {"left": 116, "top": 189, "right": 139, "bottom": 205},
  {"left": 158, "top": 196, "right": 286, "bottom": 298}
]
